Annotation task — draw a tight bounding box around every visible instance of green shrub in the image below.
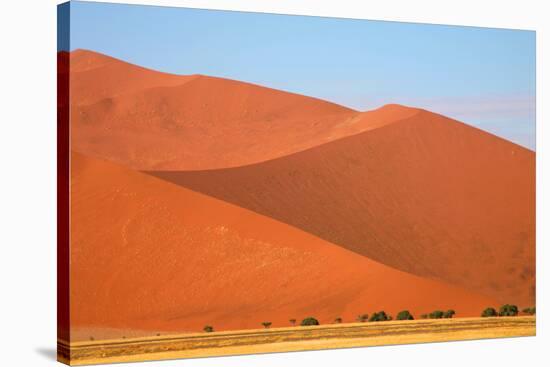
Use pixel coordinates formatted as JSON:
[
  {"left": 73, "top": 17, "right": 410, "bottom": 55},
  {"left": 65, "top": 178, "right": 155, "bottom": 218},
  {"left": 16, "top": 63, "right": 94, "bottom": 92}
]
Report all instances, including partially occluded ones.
[
  {"left": 261, "top": 321, "right": 272, "bottom": 329},
  {"left": 428, "top": 310, "right": 444, "bottom": 319},
  {"left": 356, "top": 314, "right": 369, "bottom": 323},
  {"left": 334, "top": 317, "right": 343, "bottom": 324},
  {"left": 481, "top": 307, "right": 498, "bottom": 317},
  {"left": 443, "top": 310, "right": 456, "bottom": 318},
  {"left": 203, "top": 325, "right": 214, "bottom": 332},
  {"left": 396, "top": 310, "right": 414, "bottom": 320},
  {"left": 301, "top": 317, "right": 320, "bottom": 326},
  {"left": 499, "top": 304, "right": 518, "bottom": 317},
  {"left": 522, "top": 307, "right": 536, "bottom": 315},
  {"left": 369, "top": 311, "right": 391, "bottom": 322}
]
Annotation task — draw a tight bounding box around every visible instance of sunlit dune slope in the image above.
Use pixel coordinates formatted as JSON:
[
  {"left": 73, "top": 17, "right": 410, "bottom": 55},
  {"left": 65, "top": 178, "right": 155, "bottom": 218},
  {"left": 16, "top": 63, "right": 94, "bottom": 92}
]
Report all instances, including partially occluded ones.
[
  {"left": 70, "top": 152, "right": 497, "bottom": 337},
  {"left": 69, "top": 49, "right": 198, "bottom": 105},
  {"left": 69, "top": 50, "right": 421, "bottom": 170},
  {"left": 150, "top": 109, "right": 535, "bottom": 306}
]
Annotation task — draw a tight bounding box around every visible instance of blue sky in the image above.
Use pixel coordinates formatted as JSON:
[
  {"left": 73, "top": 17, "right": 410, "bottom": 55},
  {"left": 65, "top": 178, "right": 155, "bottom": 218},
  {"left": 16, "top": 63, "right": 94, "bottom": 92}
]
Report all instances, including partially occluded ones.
[{"left": 63, "top": 1, "right": 536, "bottom": 150}]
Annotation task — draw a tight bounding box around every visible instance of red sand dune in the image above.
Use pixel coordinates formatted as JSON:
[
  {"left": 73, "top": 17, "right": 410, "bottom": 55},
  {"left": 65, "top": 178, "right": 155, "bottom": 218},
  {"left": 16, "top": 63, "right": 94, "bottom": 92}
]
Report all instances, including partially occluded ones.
[
  {"left": 69, "top": 49, "right": 197, "bottom": 106},
  {"left": 69, "top": 50, "right": 422, "bottom": 170},
  {"left": 150, "top": 109, "right": 536, "bottom": 306},
  {"left": 66, "top": 50, "right": 534, "bottom": 338},
  {"left": 70, "top": 152, "right": 497, "bottom": 338}
]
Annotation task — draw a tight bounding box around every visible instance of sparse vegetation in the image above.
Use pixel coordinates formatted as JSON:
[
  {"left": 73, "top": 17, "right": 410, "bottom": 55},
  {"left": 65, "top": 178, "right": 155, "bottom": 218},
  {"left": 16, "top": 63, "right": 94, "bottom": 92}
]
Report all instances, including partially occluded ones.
[
  {"left": 301, "top": 317, "right": 320, "bottom": 326},
  {"left": 420, "top": 314, "right": 428, "bottom": 319},
  {"left": 334, "top": 317, "right": 343, "bottom": 324},
  {"left": 289, "top": 319, "right": 297, "bottom": 326},
  {"left": 369, "top": 311, "right": 391, "bottom": 322},
  {"left": 499, "top": 304, "right": 519, "bottom": 317},
  {"left": 481, "top": 307, "right": 498, "bottom": 317},
  {"left": 261, "top": 322, "right": 272, "bottom": 329},
  {"left": 443, "top": 310, "right": 456, "bottom": 319},
  {"left": 89, "top": 336, "right": 95, "bottom": 341},
  {"left": 428, "top": 310, "right": 445, "bottom": 319},
  {"left": 203, "top": 325, "right": 214, "bottom": 333},
  {"left": 356, "top": 314, "right": 369, "bottom": 323},
  {"left": 396, "top": 310, "right": 414, "bottom": 320},
  {"left": 522, "top": 307, "right": 536, "bottom": 315},
  {"left": 65, "top": 317, "right": 536, "bottom": 364}
]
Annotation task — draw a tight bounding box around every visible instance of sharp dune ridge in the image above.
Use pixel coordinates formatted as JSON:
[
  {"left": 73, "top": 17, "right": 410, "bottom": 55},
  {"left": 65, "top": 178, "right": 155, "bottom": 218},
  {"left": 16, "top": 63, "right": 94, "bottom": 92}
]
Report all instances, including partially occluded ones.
[
  {"left": 66, "top": 50, "right": 533, "bottom": 174},
  {"left": 150, "top": 110, "right": 535, "bottom": 306},
  {"left": 68, "top": 49, "right": 358, "bottom": 108},
  {"left": 70, "top": 152, "right": 498, "bottom": 338},
  {"left": 66, "top": 50, "right": 433, "bottom": 171}
]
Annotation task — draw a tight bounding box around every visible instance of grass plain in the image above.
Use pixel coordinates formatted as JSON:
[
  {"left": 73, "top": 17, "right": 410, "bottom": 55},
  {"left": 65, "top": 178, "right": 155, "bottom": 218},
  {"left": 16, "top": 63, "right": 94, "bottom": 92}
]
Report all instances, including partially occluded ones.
[{"left": 58, "top": 316, "right": 535, "bottom": 365}]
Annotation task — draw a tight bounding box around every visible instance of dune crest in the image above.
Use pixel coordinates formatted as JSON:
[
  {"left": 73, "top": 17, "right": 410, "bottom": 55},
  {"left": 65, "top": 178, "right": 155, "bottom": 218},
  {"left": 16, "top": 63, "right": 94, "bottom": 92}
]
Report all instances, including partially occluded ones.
[
  {"left": 69, "top": 49, "right": 198, "bottom": 105},
  {"left": 68, "top": 50, "right": 428, "bottom": 170},
  {"left": 70, "top": 152, "right": 497, "bottom": 337}
]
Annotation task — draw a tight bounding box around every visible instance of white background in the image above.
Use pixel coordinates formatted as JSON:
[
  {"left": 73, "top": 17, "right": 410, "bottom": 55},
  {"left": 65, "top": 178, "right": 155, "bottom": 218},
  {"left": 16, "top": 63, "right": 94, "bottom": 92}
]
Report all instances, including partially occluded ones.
[{"left": 0, "top": 0, "right": 547, "bottom": 366}]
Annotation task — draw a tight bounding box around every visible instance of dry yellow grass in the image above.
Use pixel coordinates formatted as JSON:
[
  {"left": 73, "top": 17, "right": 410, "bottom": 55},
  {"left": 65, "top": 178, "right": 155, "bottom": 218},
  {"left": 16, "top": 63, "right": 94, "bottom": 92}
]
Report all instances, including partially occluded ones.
[{"left": 58, "top": 316, "right": 535, "bottom": 366}]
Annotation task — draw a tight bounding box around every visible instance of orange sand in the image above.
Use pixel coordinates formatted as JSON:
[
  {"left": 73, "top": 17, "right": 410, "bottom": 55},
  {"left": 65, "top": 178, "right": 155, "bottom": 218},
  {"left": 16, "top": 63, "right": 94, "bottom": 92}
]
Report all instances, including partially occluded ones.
[
  {"left": 70, "top": 50, "right": 421, "bottom": 170},
  {"left": 70, "top": 152, "right": 497, "bottom": 338},
  {"left": 65, "top": 50, "right": 534, "bottom": 340},
  {"left": 151, "top": 109, "right": 535, "bottom": 306}
]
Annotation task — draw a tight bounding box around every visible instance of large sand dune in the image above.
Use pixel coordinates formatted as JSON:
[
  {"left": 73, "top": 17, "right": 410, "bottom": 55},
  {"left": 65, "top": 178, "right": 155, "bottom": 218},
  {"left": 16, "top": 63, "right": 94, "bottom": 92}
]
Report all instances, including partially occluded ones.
[
  {"left": 69, "top": 50, "right": 424, "bottom": 170},
  {"left": 65, "top": 50, "right": 534, "bottom": 338},
  {"left": 150, "top": 109, "right": 535, "bottom": 306},
  {"left": 70, "top": 152, "right": 497, "bottom": 337}
]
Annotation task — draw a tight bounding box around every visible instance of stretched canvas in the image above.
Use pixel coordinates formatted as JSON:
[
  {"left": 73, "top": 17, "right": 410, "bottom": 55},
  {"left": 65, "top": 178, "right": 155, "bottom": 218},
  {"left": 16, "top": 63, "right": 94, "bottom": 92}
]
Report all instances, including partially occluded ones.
[{"left": 57, "top": 1, "right": 536, "bottom": 365}]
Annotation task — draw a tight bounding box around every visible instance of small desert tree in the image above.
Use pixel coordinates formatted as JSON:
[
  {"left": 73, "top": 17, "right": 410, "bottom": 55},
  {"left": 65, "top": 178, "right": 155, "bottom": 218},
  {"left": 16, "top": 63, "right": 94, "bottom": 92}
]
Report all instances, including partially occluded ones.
[
  {"left": 522, "top": 307, "right": 536, "bottom": 315},
  {"left": 428, "top": 310, "right": 444, "bottom": 319},
  {"left": 369, "top": 311, "right": 391, "bottom": 322},
  {"left": 334, "top": 317, "right": 343, "bottom": 324},
  {"left": 443, "top": 310, "right": 456, "bottom": 319},
  {"left": 499, "top": 304, "right": 519, "bottom": 317},
  {"left": 289, "top": 319, "right": 297, "bottom": 326},
  {"left": 396, "top": 310, "right": 414, "bottom": 320},
  {"left": 481, "top": 307, "right": 498, "bottom": 317},
  {"left": 301, "top": 317, "right": 320, "bottom": 326},
  {"left": 356, "top": 314, "right": 369, "bottom": 323},
  {"left": 261, "top": 321, "right": 272, "bottom": 329},
  {"left": 203, "top": 325, "right": 214, "bottom": 333}
]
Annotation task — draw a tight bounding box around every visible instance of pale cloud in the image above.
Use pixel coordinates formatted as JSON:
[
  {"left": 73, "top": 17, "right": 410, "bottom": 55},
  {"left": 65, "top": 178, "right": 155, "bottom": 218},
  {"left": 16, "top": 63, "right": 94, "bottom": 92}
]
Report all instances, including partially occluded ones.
[
  {"left": 409, "top": 95, "right": 535, "bottom": 121},
  {"left": 355, "top": 94, "right": 535, "bottom": 150}
]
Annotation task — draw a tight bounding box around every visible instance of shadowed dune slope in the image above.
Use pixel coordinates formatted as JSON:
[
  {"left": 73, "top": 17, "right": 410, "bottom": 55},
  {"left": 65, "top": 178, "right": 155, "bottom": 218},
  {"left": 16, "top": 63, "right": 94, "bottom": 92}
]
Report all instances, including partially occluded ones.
[
  {"left": 69, "top": 50, "right": 424, "bottom": 170},
  {"left": 150, "top": 110, "right": 536, "bottom": 306},
  {"left": 70, "top": 152, "right": 497, "bottom": 337}
]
